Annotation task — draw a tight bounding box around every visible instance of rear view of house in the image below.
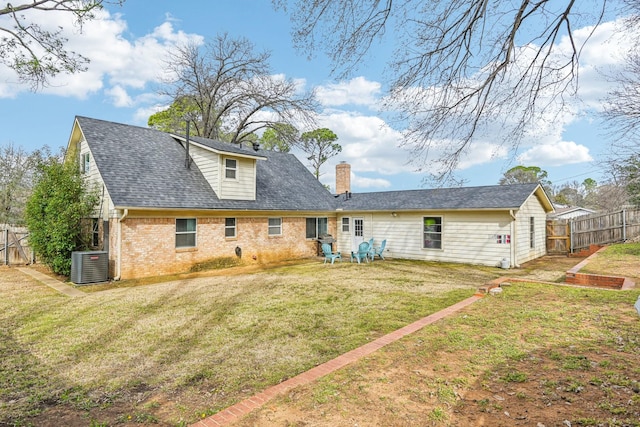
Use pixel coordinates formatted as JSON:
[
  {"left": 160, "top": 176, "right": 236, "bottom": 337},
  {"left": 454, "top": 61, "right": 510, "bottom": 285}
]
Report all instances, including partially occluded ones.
[{"left": 65, "top": 116, "right": 554, "bottom": 280}]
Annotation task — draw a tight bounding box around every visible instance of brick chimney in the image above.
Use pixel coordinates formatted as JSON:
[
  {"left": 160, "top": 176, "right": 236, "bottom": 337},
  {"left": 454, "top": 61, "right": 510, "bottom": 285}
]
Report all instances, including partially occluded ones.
[{"left": 335, "top": 161, "right": 351, "bottom": 195}]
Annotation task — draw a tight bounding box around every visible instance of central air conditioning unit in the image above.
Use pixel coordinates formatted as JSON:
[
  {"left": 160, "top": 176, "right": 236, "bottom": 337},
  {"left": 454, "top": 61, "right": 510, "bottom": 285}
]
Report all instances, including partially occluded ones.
[{"left": 70, "top": 251, "right": 108, "bottom": 285}]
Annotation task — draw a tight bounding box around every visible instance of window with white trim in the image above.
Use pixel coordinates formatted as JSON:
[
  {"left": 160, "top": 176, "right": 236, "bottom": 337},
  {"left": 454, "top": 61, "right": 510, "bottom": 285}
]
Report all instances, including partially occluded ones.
[
  {"left": 305, "top": 217, "right": 328, "bottom": 239},
  {"left": 529, "top": 217, "right": 535, "bottom": 249},
  {"left": 225, "top": 218, "right": 236, "bottom": 238},
  {"left": 82, "top": 153, "right": 90, "bottom": 173},
  {"left": 268, "top": 217, "right": 282, "bottom": 236},
  {"left": 176, "top": 218, "right": 196, "bottom": 248},
  {"left": 225, "top": 158, "right": 237, "bottom": 179},
  {"left": 423, "top": 216, "right": 442, "bottom": 249}
]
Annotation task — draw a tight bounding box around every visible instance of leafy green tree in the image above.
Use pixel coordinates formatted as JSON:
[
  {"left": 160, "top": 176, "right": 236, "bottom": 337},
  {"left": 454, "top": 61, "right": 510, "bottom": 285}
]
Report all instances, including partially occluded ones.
[
  {"left": 259, "top": 124, "right": 299, "bottom": 152},
  {"left": 0, "top": 0, "right": 125, "bottom": 90},
  {"left": 25, "top": 157, "right": 98, "bottom": 275},
  {"left": 299, "top": 128, "right": 341, "bottom": 179},
  {"left": 148, "top": 96, "right": 201, "bottom": 134},
  {"left": 499, "top": 165, "right": 552, "bottom": 192}
]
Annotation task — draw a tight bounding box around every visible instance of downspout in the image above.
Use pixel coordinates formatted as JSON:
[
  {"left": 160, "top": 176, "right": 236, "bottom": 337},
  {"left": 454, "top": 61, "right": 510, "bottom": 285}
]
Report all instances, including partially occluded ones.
[
  {"left": 114, "top": 208, "right": 128, "bottom": 281},
  {"left": 509, "top": 209, "right": 518, "bottom": 268}
]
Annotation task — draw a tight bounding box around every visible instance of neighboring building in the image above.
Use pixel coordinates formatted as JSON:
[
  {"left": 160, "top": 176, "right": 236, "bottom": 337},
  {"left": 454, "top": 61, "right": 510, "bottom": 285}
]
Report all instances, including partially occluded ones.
[
  {"left": 66, "top": 116, "right": 554, "bottom": 280},
  {"left": 548, "top": 205, "right": 596, "bottom": 220}
]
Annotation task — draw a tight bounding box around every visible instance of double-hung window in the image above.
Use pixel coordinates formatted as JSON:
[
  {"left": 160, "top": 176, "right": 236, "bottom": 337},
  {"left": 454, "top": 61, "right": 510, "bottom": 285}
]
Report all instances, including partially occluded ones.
[
  {"left": 176, "top": 218, "right": 196, "bottom": 248},
  {"left": 225, "top": 218, "right": 236, "bottom": 238},
  {"left": 268, "top": 218, "right": 282, "bottom": 236},
  {"left": 341, "top": 218, "right": 350, "bottom": 233},
  {"left": 305, "top": 217, "right": 328, "bottom": 239},
  {"left": 423, "top": 216, "right": 442, "bottom": 249},
  {"left": 529, "top": 217, "right": 535, "bottom": 249},
  {"left": 225, "top": 158, "right": 237, "bottom": 179}
]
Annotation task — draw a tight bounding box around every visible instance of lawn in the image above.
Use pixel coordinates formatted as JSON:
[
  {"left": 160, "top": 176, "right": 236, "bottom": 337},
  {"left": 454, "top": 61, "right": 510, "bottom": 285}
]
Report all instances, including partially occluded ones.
[
  {"left": 1, "top": 245, "right": 638, "bottom": 427},
  {"left": 0, "top": 258, "right": 502, "bottom": 426}
]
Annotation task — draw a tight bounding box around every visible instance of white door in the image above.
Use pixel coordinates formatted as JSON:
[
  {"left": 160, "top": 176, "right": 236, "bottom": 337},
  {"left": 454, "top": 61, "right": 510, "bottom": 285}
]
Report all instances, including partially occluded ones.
[{"left": 352, "top": 217, "right": 364, "bottom": 251}]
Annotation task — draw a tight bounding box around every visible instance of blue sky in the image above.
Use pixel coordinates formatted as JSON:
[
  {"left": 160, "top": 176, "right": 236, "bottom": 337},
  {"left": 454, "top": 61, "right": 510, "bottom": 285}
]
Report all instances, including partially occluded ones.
[{"left": 0, "top": 1, "right": 631, "bottom": 193}]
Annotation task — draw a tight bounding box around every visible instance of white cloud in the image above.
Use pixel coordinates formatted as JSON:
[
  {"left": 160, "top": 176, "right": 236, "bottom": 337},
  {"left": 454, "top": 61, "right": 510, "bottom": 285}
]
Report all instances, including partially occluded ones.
[
  {"left": 105, "top": 85, "right": 134, "bottom": 107},
  {"left": 517, "top": 141, "right": 593, "bottom": 166},
  {"left": 352, "top": 174, "right": 392, "bottom": 189},
  {"left": 316, "top": 76, "right": 382, "bottom": 107},
  {"left": 0, "top": 9, "right": 203, "bottom": 101}
]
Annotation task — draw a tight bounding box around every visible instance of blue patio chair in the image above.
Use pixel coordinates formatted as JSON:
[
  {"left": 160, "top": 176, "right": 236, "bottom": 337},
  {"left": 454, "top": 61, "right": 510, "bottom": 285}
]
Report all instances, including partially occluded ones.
[
  {"left": 351, "top": 241, "right": 370, "bottom": 264},
  {"left": 321, "top": 243, "right": 342, "bottom": 264},
  {"left": 371, "top": 239, "right": 386, "bottom": 260}
]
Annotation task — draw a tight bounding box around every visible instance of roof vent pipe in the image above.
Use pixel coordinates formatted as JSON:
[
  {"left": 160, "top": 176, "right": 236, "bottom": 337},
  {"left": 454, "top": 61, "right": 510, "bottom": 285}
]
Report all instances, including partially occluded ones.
[{"left": 185, "top": 119, "right": 192, "bottom": 169}]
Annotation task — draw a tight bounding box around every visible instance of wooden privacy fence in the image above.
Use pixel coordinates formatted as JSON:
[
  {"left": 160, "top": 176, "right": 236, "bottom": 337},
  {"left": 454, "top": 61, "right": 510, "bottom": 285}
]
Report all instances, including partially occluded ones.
[
  {"left": 1, "top": 227, "right": 32, "bottom": 265},
  {"left": 547, "top": 208, "right": 640, "bottom": 254}
]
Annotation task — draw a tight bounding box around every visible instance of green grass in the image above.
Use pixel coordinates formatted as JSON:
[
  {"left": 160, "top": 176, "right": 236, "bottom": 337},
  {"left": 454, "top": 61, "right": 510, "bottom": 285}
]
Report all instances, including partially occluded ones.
[
  {"left": 0, "top": 259, "right": 495, "bottom": 426},
  {"left": 238, "top": 275, "right": 640, "bottom": 426}
]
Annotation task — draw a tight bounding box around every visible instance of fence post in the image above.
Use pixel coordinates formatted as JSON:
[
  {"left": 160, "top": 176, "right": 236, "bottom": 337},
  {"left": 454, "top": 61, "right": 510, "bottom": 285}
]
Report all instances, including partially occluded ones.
[
  {"left": 569, "top": 219, "right": 574, "bottom": 254},
  {"left": 3, "top": 229, "right": 8, "bottom": 266},
  {"left": 623, "top": 209, "right": 627, "bottom": 241}
]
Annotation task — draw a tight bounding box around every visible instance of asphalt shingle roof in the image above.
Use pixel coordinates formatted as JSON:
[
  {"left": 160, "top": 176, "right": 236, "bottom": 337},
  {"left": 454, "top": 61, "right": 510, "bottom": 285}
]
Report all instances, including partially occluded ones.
[
  {"left": 334, "top": 183, "right": 545, "bottom": 211},
  {"left": 76, "top": 116, "right": 548, "bottom": 213},
  {"left": 76, "top": 116, "right": 337, "bottom": 211}
]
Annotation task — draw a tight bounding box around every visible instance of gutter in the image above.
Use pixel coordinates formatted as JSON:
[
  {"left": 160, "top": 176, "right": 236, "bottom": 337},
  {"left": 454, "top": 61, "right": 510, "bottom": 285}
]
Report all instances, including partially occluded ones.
[
  {"left": 509, "top": 209, "right": 518, "bottom": 268},
  {"left": 113, "top": 208, "right": 128, "bottom": 281}
]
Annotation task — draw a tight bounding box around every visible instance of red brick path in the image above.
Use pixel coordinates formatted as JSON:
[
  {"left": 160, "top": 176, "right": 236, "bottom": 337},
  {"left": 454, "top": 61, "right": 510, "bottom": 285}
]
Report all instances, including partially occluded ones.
[{"left": 191, "top": 294, "right": 483, "bottom": 426}]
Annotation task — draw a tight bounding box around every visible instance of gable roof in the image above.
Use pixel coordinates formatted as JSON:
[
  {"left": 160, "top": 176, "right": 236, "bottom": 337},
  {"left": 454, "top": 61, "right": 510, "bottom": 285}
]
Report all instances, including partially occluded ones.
[
  {"left": 73, "top": 116, "right": 337, "bottom": 211},
  {"left": 549, "top": 205, "right": 595, "bottom": 218},
  {"left": 70, "top": 116, "right": 554, "bottom": 215},
  {"left": 335, "top": 183, "right": 554, "bottom": 213}
]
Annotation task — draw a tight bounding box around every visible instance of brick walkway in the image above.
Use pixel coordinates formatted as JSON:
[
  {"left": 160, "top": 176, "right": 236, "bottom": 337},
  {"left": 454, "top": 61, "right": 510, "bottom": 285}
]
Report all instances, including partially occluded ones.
[{"left": 191, "top": 294, "right": 483, "bottom": 427}]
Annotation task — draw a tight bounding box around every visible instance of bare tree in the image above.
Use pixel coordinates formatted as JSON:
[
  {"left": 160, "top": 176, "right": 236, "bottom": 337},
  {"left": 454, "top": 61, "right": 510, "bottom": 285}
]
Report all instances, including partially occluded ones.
[
  {"left": 0, "top": 143, "right": 60, "bottom": 225},
  {"left": 275, "top": 0, "right": 617, "bottom": 183},
  {"left": 159, "top": 33, "right": 318, "bottom": 144},
  {"left": 0, "top": 0, "right": 124, "bottom": 90},
  {"left": 602, "top": 1, "right": 640, "bottom": 158}
]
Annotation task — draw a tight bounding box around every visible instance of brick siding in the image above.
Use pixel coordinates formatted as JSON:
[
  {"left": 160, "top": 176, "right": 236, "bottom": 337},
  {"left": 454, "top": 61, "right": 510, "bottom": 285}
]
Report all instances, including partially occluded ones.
[{"left": 110, "top": 216, "right": 336, "bottom": 280}]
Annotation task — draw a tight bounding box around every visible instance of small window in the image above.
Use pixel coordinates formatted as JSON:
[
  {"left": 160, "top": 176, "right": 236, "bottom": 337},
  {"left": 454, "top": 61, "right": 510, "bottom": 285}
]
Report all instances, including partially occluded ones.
[
  {"left": 82, "top": 153, "right": 90, "bottom": 173},
  {"left": 268, "top": 217, "right": 282, "bottom": 236},
  {"left": 423, "top": 216, "right": 442, "bottom": 249},
  {"left": 305, "top": 217, "right": 328, "bottom": 239},
  {"left": 342, "top": 218, "right": 350, "bottom": 232},
  {"left": 530, "top": 217, "right": 535, "bottom": 249},
  {"left": 225, "top": 158, "right": 237, "bottom": 179},
  {"left": 176, "top": 218, "right": 196, "bottom": 247},
  {"left": 225, "top": 218, "right": 236, "bottom": 238}
]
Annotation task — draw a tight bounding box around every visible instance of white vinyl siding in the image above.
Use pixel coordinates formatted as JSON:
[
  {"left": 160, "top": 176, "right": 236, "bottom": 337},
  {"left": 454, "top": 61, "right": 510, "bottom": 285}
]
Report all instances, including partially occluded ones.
[
  {"left": 188, "top": 144, "right": 220, "bottom": 195},
  {"left": 515, "top": 193, "right": 548, "bottom": 264},
  {"left": 78, "top": 138, "right": 114, "bottom": 219},
  {"left": 187, "top": 145, "right": 257, "bottom": 201},
  {"left": 337, "top": 211, "right": 514, "bottom": 267},
  {"left": 220, "top": 156, "right": 256, "bottom": 200}
]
